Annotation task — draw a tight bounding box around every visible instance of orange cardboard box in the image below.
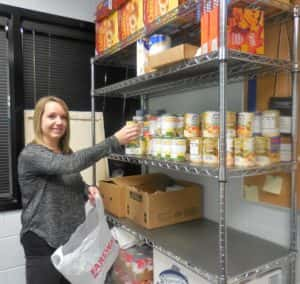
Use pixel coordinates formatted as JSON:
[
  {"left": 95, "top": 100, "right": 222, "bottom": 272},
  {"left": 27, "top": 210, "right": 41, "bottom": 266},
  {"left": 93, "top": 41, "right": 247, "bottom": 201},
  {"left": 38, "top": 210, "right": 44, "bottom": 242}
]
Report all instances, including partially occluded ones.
[
  {"left": 118, "top": 0, "right": 143, "bottom": 41},
  {"left": 201, "top": 0, "right": 211, "bottom": 54},
  {"left": 144, "top": 0, "right": 186, "bottom": 26},
  {"left": 125, "top": 173, "right": 203, "bottom": 229},
  {"left": 95, "top": 0, "right": 128, "bottom": 21},
  {"left": 227, "top": 7, "right": 264, "bottom": 54},
  {"left": 96, "top": 11, "right": 119, "bottom": 54}
]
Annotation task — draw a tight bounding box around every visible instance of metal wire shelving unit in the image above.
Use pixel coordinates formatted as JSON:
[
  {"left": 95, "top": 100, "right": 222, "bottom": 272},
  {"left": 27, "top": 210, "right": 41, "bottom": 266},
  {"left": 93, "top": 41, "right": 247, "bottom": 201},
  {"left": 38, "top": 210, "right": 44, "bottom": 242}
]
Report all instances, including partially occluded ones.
[{"left": 90, "top": 0, "right": 299, "bottom": 283}]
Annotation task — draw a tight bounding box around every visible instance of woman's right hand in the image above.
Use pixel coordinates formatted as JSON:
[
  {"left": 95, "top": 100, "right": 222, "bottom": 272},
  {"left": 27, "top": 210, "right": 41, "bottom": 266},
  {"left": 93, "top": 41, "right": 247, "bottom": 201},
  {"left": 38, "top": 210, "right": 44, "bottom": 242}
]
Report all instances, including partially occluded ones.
[{"left": 114, "top": 124, "right": 140, "bottom": 145}]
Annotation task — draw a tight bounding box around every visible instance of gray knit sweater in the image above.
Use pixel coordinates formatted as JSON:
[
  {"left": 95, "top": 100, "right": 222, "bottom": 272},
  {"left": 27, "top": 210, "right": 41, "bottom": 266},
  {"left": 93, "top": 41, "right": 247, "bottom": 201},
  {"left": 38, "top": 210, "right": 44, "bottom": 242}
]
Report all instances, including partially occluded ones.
[{"left": 18, "top": 136, "right": 121, "bottom": 248}]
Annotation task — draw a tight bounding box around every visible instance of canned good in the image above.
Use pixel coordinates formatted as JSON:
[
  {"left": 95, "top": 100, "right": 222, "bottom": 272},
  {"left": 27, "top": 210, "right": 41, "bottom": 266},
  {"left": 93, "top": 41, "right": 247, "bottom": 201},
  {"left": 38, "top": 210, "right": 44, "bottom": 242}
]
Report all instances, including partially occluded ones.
[
  {"left": 202, "top": 111, "right": 219, "bottom": 138},
  {"left": 226, "top": 137, "right": 234, "bottom": 167},
  {"left": 255, "top": 136, "right": 280, "bottom": 166},
  {"left": 203, "top": 138, "right": 219, "bottom": 165},
  {"left": 161, "top": 138, "right": 172, "bottom": 160},
  {"left": 189, "top": 137, "right": 203, "bottom": 163},
  {"left": 253, "top": 112, "right": 262, "bottom": 136},
  {"left": 145, "top": 136, "right": 152, "bottom": 155},
  {"left": 161, "top": 114, "right": 177, "bottom": 137},
  {"left": 184, "top": 113, "right": 201, "bottom": 138},
  {"left": 171, "top": 138, "right": 186, "bottom": 161},
  {"left": 176, "top": 115, "right": 184, "bottom": 137},
  {"left": 226, "top": 112, "right": 237, "bottom": 138},
  {"left": 151, "top": 137, "right": 161, "bottom": 158},
  {"left": 147, "top": 115, "right": 157, "bottom": 136},
  {"left": 280, "top": 116, "right": 292, "bottom": 135},
  {"left": 280, "top": 136, "right": 292, "bottom": 162},
  {"left": 234, "top": 137, "right": 255, "bottom": 167},
  {"left": 237, "top": 112, "right": 254, "bottom": 137},
  {"left": 125, "top": 137, "right": 146, "bottom": 155},
  {"left": 262, "top": 110, "right": 280, "bottom": 137}
]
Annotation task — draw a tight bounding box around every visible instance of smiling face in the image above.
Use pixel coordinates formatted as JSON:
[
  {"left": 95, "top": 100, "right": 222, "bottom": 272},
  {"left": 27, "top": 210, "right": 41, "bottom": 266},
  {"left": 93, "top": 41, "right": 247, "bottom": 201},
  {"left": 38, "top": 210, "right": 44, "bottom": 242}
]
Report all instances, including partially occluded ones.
[{"left": 41, "top": 101, "right": 68, "bottom": 148}]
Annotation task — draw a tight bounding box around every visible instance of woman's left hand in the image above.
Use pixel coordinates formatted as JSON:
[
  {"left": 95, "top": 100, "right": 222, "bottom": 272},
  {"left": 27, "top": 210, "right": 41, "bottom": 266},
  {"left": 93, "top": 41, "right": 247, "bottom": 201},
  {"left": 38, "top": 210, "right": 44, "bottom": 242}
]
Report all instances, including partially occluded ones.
[{"left": 88, "top": 186, "right": 99, "bottom": 206}]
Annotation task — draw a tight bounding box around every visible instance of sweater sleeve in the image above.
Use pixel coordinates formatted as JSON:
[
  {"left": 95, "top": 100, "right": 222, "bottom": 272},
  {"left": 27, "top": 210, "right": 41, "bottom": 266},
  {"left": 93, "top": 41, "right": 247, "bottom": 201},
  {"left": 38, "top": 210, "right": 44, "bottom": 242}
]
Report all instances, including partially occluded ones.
[{"left": 18, "top": 136, "right": 121, "bottom": 176}]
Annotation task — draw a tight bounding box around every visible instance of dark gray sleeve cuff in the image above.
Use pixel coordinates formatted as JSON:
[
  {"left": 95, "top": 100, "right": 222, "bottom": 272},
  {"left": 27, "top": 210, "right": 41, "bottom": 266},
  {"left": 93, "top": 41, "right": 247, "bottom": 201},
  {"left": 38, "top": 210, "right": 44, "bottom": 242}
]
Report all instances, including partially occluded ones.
[{"left": 109, "top": 135, "right": 123, "bottom": 153}]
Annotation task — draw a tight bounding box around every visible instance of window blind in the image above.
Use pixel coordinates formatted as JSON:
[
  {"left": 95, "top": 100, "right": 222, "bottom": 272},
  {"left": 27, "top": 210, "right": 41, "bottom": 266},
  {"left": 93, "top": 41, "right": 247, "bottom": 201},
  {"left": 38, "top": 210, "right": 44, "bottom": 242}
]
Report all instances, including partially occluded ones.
[{"left": 0, "top": 21, "right": 11, "bottom": 197}]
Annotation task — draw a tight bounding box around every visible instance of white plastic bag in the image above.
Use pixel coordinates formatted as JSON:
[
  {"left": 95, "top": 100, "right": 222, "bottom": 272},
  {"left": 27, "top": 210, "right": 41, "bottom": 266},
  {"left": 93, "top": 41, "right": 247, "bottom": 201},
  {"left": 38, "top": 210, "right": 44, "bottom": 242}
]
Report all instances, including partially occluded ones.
[{"left": 51, "top": 197, "right": 119, "bottom": 284}]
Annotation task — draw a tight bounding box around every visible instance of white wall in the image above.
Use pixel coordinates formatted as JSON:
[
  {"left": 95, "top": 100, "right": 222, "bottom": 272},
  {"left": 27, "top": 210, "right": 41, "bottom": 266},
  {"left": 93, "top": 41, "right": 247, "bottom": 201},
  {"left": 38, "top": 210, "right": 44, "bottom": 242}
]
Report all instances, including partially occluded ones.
[
  {"left": 0, "top": 0, "right": 100, "bottom": 22},
  {"left": 149, "top": 82, "right": 300, "bottom": 283}
]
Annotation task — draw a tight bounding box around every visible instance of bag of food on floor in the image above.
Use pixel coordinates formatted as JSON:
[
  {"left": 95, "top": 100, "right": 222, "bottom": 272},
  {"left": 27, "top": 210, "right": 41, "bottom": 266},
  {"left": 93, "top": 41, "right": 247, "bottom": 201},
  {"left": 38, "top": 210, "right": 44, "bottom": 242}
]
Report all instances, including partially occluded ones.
[{"left": 51, "top": 196, "right": 119, "bottom": 284}]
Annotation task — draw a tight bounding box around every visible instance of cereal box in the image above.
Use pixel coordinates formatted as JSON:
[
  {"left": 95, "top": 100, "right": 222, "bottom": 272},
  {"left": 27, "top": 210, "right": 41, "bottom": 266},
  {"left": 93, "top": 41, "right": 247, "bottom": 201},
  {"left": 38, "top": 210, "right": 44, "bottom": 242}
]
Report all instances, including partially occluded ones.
[
  {"left": 227, "top": 8, "right": 264, "bottom": 54},
  {"left": 95, "top": 0, "right": 128, "bottom": 21},
  {"left": 200, "top": 0, "right": 211, "bottom": 54},
  {"left": 118, "top": 0, "right": 143, "bottom": 41},
  {"left": 96, "top": 11, "right": 119, "bottom": 54},
  {"left": 144, "top": 0, "right": 184, "bottom": 26}
]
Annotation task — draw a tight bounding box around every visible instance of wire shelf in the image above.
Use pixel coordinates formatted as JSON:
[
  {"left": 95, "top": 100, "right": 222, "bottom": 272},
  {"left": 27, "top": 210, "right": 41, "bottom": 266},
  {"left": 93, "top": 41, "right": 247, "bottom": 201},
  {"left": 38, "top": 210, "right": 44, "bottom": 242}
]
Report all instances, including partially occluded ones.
[
  {"left": 109, "top": 153, "right": 295, "bottom": 178},
  {"left": 106, "top": 215, "right": 295, "bottom": 283},
  {"left": 94, "top": 51, "right": 291, "bottom": 97}
]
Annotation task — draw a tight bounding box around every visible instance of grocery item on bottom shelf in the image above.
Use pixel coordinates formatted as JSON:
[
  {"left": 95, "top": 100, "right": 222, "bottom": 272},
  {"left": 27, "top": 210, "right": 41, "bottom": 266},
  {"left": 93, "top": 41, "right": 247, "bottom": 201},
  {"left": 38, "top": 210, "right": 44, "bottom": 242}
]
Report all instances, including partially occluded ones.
[
  {"left": 160, "top": 138, "right": 172, "bottom": 160},
  {"left": 255, "top": 136, "right": 280, "bottom": 166},
  {"left": 234, "top": 137, "right": 255, "bottom": 167},
  {"left": 280, "top": 136, "right": 292, "bottom": 162},
  {"left": 202, "top": 137, "right": 219, "bottom": 165},
  {"left": 161, "top": 114, "right": 177, "bottom": 137},
  {"left": 112, "top": 245, "right": 153, "bottom": 284}
]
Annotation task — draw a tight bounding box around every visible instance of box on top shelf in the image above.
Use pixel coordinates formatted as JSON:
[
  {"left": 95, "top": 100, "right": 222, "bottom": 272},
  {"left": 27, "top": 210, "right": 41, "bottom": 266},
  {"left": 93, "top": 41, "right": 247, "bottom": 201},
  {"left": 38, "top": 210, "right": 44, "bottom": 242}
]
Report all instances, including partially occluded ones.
[
  {"left": 227, "top": 7, "right": 264, "bottom": 54},
  {"left": 96, "top": 11, "right": 119, "bottom": 54},
  {"left": 125, "top": 173, "right": 203, "bottom": 229},
  {"left": 95, "top": 0, "right": 128, "bottom": 21},
  {"left": 118, "top": 0, "right": 144, "bottom": 41},
  {"left": 200, "top": 1, "right": 265, "bottom": 55},
  {"left": 144, "top": 0, "right": 187, "bottom": 26},
  {"left": 148, "top": 43, "right": 198, "bottom": 69}
]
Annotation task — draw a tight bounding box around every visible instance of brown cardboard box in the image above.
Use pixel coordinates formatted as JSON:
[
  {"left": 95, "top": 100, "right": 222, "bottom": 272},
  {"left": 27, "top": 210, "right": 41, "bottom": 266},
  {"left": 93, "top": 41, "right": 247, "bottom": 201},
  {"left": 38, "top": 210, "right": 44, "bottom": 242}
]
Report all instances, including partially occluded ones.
[
  {"left": 125, "top": 173, "right": 202, "bottom": 229},
  {"left": 99, "top": 174, "right": 171, "bottom": 217},
  {"left": 148, "top": 44, "right": 198, "bottom": 69}
]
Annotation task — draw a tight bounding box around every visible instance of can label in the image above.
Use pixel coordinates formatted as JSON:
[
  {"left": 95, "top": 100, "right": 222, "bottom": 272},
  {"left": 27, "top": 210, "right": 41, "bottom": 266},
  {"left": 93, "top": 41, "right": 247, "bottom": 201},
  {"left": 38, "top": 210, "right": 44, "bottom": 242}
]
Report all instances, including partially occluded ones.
[
  {"left": 203, "top": 138, "right": 218, "bottom": 164},
  {"left": 202, "top": 112, "right": 219, "bottom": 138},
  {"left": 262, "top": 110, "right": 280, "bottom": 137},
  {"left": 184, "top": 113, "right": 200, "bottom": 138},
  {"left": 171, "top": 138, "right": 186, "bottom": 161},
  {"left": 189, "top": 138, "right": 202, "bottom": 163},
  {"left": 151, "top": 137, "right": 161, "bottom": 158},
  {"left": 161, "top": 115, "right": 177, "bottom": 137},
  {"left": 237, "top": 112, "right": 254, "bottom": 137},
  {"left": 280, "top": 116, "right": 292, "bottom": 135},
  {"left": 161, "top": 138, "right": 172, "bottom": 160},
  {"left": 234, "top": 137, "right": 255, "bottom": 167}
]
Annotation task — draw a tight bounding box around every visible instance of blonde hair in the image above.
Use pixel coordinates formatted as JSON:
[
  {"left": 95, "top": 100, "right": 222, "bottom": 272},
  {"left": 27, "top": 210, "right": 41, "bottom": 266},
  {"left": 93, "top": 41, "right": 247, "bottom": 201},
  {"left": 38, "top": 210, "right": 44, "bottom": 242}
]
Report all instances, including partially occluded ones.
[{"left": 32, "top": 96, "right": 71, "bottom": 154}]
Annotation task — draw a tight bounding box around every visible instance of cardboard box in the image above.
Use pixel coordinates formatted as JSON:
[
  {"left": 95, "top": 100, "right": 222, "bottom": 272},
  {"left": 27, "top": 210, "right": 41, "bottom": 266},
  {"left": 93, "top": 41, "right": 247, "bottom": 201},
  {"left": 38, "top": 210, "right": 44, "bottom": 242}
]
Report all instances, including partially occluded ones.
[
  {"left": 96, "top": 11, "right": 119, "bottom": 54},
  {"left": 154, "top": 248, "right": 282, "bottom": 284},
  {"left": 148, "top": 44, "right": 198, "bottom": 69},
  {"left": 99, "top": 174, "right": 171, "bottom": 217},
  {"left": 95, "top": 0, "right": 128, "bottom": 21},
  {"left": 227, "top": 8, "right": 264, "bottom": 54},
  {"left": 125, "top": 173, "right": 202, "bottom": 229},
  {"left": 144, "top": 0, "right": 186, "bottom": 26},
  {"left": 118, "top": 0, "right": 143, "bottom": 41}
]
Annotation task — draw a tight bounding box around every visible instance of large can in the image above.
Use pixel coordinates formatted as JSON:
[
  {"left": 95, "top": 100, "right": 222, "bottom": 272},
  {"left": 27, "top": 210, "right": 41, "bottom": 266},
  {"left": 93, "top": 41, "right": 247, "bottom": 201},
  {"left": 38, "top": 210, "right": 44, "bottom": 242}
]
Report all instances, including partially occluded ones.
[
  {"left": 237, "top": 112, "right": 254, "bottom": 137},
  {"left": 125, "top": 137, "right": 146, "bottom": 155},
  {"left": 202, "top": 111, "right": 219, "bottom": 138},
  {"left": 255, "top": 136, "right": 280, "bottom": 166},
  {"left": 280, "top": 136, "right": 292, "bottom": 162},
  {"left": 262, "top": 110, "right": 280, "bottom": 137},
  {"left": 151, "top": 137, "right": 161, "bottom": 158},
  {"left": 161, "top": 114, "right": 177, "bottom": 137},
  {"left": 226, "top": 112, "right": 237, "bottom": 137},
  {"left": 184, "top": 113, "right": 201, "bottom": 138},
  {"left": 253, "top": 112, "right": 262, "bottom": 136},
  {"left": 176, "top": 114, "right": 184, "bottom": 137},
  {"left": 160, "top": 138, "right": 172, "bottom": 160},
  {"left": 145, "top": 136, "right": 152, "bottom": 155},
  {"left": 226, "top": 137, "right": 234, "bottom": 167},
  {"left": 203, "top": 137, "right": 219, "bottom": 165},
  {"left": 171, "top": 138, "right": 186, "bottom": 161},
  {"left": 234, "top": 137, "right": 255, "bottom": 167},
  {"left": 189, "top": 137, "right": 203, "bottom": 163}
]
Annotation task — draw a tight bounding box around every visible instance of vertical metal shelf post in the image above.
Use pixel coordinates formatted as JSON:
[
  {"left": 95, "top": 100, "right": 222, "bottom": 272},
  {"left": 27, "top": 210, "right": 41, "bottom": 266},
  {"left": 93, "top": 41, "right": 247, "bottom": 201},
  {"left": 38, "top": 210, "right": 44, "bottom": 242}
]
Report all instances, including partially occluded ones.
[
  {"left": 290, "top": 6, "right": 300, "bottom": 284},
  {"left": 91, "top": 58, "right": 96, "bottom": 185},
  {"left": 141, "top": 94, "right": 149, "bottom": 174},
  {"left": 218, "top": 0, "right": 228, "bottom": 282}
]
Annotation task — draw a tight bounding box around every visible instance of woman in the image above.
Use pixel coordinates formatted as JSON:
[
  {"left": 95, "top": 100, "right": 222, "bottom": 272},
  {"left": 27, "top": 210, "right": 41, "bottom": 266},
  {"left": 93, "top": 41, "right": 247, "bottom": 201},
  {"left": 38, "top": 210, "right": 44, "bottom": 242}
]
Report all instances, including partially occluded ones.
[{"left": 18, "top": 96, "right": 140, "bottom": 284}]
